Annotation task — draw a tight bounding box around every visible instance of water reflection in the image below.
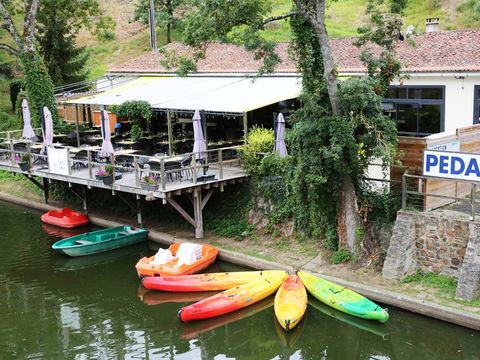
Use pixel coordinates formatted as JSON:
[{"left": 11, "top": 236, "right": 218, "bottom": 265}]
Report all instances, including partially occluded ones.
[{"left": 0, "top": 201, "right": 479, "bottom": 360}]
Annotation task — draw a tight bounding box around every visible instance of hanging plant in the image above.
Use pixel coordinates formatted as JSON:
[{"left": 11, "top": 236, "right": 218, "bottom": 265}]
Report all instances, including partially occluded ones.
[{"left": 111, "top": 100, "right": 152, "bottom": 141}]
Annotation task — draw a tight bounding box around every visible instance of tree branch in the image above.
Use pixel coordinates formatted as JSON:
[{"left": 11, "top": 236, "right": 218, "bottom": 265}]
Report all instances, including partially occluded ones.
[
  {"left": 0, "top": 1, "right": 23, "bottom": 49},
  {"left": 23, "top": 0, "right": 40, "bottom": 52},
  {"left": 0, "top": 42, "right": 19, "bottom": 56},
  {"left": 262, "top": 11, "right": 299, "bottom": 26}
]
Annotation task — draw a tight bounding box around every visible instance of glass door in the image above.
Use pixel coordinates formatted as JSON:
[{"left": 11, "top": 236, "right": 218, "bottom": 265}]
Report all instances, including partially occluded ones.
[{"left": 475, "top": 86, "right": 480, "bottom": 124}]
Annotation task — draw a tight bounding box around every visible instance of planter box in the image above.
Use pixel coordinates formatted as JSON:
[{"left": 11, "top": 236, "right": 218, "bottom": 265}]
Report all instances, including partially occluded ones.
[
  {"left": 100, "top": 174, "right": 114, "bottom": 185},
  {"left": 19, "top": 162, "right": 30, "bottom": 172},
  {"left": 140, "top": 182, "right": 158, "bottom": 191}
]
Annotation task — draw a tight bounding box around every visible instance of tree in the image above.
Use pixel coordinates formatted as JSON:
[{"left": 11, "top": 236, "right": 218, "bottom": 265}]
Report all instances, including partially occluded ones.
[
  {"left": 171, "top": 0, "right": 406, "bottom": 255},
  {"left": 133, "top": 0, "right": 185, "bottom": 44},
  {"left": 0, "top": 0, "right": 57, "bottom": 127},
  {"left": 37, "top": 0, "right": 89, "bottom": 86}
]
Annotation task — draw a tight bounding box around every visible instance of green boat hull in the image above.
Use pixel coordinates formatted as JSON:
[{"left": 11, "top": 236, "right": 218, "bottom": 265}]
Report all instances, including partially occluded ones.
[
  {"left": 52, "top": 226, "right": 148, "bottom": 257},
  {"left": 298, "top": 271, "right": 389, "bottom": 323}
]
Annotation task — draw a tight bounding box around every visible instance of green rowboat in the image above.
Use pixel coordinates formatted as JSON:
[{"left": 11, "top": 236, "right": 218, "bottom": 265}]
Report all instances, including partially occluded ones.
[
  {"left": 52, "top": 226, "right": 148, "bottom": 257},
  {"left": 298, "top": 271, "right": 389, "bottom": 323}
]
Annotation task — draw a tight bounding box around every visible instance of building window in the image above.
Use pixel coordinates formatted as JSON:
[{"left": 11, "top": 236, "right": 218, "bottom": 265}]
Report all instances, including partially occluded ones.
[
  {"left": 475, "top": 86, "right": 480, "bottom": 124},
  {"left": 383, "top": 86, "right": 445, "bottom": 137}
]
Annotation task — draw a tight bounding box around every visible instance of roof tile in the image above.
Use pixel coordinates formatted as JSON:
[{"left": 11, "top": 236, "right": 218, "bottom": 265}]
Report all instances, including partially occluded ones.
[{"left": 108, "top": 30, "right": 480, "bottom": 74}]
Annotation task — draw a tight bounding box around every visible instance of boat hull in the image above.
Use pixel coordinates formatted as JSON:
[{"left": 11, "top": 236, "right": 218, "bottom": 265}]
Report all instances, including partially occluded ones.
[
  {"left": 52, "top": 226, "right": 148, "bottom": 257},
  {"left": 274, "top": 275, "right": 308, "bottom": 331},
  {"left": 298, "top": 271, "right": 389, "bottom": 323},
  {"left": 178, "top": 271, "right": 287, "bottom": 322},
  {"left": 142, "top": 270, "right": 285, "bottom": 292},
  {"left": 135, "top": 243, "right": 218, "bottom": 277},
  {"left": 41, "top": 208, "right": 89, "bottom": 228}
]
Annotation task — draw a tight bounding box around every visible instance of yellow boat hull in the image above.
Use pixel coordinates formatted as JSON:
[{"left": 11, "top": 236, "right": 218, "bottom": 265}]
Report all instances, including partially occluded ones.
[{"left": 274, "top": 275, "right": 308, "bottom": 331}]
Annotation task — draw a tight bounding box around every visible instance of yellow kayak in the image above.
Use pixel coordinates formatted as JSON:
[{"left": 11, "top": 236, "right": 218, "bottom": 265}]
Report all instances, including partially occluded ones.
[
  {"left": 179, "top": 271, "right": 287, "bottom": 322},
  {"left": 274, "top": 275, "right": 308, "bottom": 331}
]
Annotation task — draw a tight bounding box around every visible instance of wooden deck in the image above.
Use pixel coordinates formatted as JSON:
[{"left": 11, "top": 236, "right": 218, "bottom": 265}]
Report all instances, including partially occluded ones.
[{"left": 0, "top": 139, "right": 247, "bottom": 238}]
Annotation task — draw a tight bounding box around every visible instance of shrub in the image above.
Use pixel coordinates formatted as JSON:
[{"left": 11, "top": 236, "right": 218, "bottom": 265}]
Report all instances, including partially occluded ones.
[
  {"left": 238, "top": 126, "right": 274, "bottom": 175},
  {"left": 111, "top": 100, "right": 152, "bottom": 141},
  {"left": 331, "top": 248, "right": 352, "bottom": 264}
]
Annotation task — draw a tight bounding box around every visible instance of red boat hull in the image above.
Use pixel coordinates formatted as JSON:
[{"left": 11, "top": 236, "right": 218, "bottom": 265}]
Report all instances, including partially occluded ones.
[{"left": 41, "top": 208, "right": 89, "bottom": 228}]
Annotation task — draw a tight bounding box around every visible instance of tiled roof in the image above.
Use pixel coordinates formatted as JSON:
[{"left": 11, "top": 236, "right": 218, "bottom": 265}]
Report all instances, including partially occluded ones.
[{"left": 109, "top": 30, "right": 480, "bottom": 74}]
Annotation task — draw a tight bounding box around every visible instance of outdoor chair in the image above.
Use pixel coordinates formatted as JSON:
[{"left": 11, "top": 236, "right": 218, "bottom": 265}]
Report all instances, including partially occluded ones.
[{"left": 71, "top": 150, "right": 89, "bottom": 170}]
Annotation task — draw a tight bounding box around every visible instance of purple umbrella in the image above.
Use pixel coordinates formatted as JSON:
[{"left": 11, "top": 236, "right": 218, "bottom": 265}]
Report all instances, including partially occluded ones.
[
  {"left": 192, "top": 110, "right": 206, "bottom": 161},
  {"left": 274, "top": 113, "right": 288, "bottom": 157},
  {"left": 21, "top": 99, "right": 35, "bottom": 140},
  {"left": 100, "top": 110, "right": 114, "bottom": 157},
  {"left": 41, "top": 106, "right": 54, "bottom": 154}
]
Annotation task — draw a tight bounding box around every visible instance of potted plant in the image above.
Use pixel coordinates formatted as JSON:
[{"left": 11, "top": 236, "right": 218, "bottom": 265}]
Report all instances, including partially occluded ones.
[
  {"left": 140, "top": 175, "right": 158, "bottom": 191},
  {"left": 17, "top": 153, "right": 30, "bottom": 171},
  {"left": 96, "top": 164, "right": 114, "bottom": 185}
]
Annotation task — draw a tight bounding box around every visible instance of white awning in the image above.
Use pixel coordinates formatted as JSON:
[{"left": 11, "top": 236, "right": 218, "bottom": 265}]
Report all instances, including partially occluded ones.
[{"left": 65, "top": 76, "right": 302, "bottom": 114}]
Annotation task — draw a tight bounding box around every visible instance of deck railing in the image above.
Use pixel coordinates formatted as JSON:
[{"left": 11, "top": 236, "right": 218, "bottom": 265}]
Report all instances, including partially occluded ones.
[
  {"left": 0, "top": 136, "right": 243, "bottom": 192},
  {"left": 401, "top": 173, "right": 480, "bottom": 220}
]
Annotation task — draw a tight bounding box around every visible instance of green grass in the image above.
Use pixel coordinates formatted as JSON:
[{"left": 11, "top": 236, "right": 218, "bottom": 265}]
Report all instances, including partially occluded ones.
[{"left": 402, "top": 270, "right": 458, "bottom": 297}]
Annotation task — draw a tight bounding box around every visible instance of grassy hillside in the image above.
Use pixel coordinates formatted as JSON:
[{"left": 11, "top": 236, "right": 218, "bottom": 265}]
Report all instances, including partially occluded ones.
[{"left": 0, "top": 0, "right": 478, "bottom": 119}]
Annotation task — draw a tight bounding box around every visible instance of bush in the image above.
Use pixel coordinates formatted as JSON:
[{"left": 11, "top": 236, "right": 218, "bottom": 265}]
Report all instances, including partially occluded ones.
[
  {"left": 331, "top": 248, "right": 352, "bottom": 264},
  {"left": 0, "top": 111, "right": 21, "bottom": 132},
  {"left": 238, "top": 126, "right": 274, "bottom": 175},
  {"left": 111, "top": 100, "right": 152, "bottom": 141}
]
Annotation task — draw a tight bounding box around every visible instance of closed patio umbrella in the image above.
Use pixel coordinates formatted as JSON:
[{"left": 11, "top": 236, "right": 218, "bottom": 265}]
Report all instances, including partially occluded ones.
[
  {"left": 192, "top": 110, "right": 206, "bottom": 161},
  {"left": 274, "top": 113, "right": 288, "bottom": 157},
  {"left": 21, "top": 99, "right": 36, "bottom": 140},
  {"left": 100, "top": 109, "right": 114, "bottom": 157},
  {"left": 41, "top": 106, "right": 54, "bottom": 154}
]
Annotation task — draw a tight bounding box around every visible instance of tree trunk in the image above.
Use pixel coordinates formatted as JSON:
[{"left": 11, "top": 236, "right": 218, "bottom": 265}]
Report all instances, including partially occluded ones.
[
  {"left": 337, "top": 175, "right": 362, "bottom": 254},
  {"left": 295, "top": 0, "right": 363, "bottom": 254},
  {"left": 166, "top": 22, "right": 171, "bottom": 44}
]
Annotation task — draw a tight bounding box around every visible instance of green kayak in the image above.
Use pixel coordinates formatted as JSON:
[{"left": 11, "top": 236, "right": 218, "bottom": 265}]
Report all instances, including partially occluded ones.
[
  {"left": 298, "top": 271, "right": 389, "bottom": 323},
  {"left": 52, "top": 225, "right": 148, "bottom": 257}
]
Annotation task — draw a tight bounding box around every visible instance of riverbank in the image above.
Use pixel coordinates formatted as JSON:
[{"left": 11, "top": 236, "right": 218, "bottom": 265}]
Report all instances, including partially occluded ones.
[{"left": 1, "top": 190, "right": 479, "bottom": 332}]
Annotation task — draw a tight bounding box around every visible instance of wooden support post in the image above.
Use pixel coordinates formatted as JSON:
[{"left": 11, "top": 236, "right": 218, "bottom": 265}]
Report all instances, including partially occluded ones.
[
  {"left": 87, "top": 150, "right": 93, "bottom": 179},
  {"left": 218, "top": 149, "right": 223, "bottom": 179},
  {"left": 81, "top": 186, "right": 88, "bottom": 213},
  {"left": 160, "top": 158, "right": 166, "bottom": 191},
  {"left": 66, "top": 148, "right": 71, "bottom": 175},
  {"left": 9, "top": 139, "right": 14, "bottom": 166},
  {"left": 166, "top": 197, "right": 196, "bottom": 227},
  {"left": 193, "top": 188, "right": 204, "bottom": 239},
  {"left": 42, "top": 177, "right": 49, "bottom": 204},
  {"left": 243, "top": 112, "right": 248, "bottom": 143},
  {"left": 134, "top": 156, "right": 140, "bottom": 186},
  {"left": 136, "top": 194, "right": 144, "bottom": 227},
  {"left": 202, "top": 189, "right": 214, "bottom": 210},
  {"left": 75, "top": 105, "right": 81, "bottom": 147},
  {"left": 167, "top": 111, "right": 173, "bottom": 155}
]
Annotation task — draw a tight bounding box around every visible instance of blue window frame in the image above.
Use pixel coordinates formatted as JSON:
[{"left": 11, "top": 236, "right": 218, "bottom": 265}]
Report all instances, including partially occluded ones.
[
  {"left": 382, "top": 86, "right": 445, "bottom": 137},
  {"left": 474, "top": 86, "right": 480, "bottom": 124}
]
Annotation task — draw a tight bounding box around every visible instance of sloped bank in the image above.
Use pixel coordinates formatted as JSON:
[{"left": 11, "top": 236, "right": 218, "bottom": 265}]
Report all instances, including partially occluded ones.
[{"left": 1, "top": 191, "right": 479, "bottom": 331}]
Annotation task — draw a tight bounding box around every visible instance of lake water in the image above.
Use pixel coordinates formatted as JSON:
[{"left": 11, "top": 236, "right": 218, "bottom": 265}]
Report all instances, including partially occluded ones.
[{"left": 0, "top": 201, "right": 479, "bottom": 359}]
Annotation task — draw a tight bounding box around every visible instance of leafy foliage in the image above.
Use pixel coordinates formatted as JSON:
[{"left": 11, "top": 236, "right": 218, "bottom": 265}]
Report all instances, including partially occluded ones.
[
  {"left": 458, "top": 0, "right": 480, "bottom": 27},
  {"left": 111, "top": 100, "right": 153, "bottom": 140},
  {"left": 37, "top": 2, "right": 89, "bottom": 87},
  {"left": 331, "top": 248, "right": 353, "bottom": 264},
  {"left": 238, "top": 126, "right": 274, "bottom": 175},
  {"left": 402, "top": 270, "right": 458, "bottom": 297}
]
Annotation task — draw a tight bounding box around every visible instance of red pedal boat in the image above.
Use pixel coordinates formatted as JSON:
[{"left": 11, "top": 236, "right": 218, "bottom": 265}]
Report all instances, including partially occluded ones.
[{"left": 41, "top": 208, "right": 89, "bottom": 228}]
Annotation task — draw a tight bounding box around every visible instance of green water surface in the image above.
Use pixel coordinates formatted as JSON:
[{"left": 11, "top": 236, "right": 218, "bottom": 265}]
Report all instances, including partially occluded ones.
[{"left": 0, "top": 201, "right": 479, "bottom": 359}]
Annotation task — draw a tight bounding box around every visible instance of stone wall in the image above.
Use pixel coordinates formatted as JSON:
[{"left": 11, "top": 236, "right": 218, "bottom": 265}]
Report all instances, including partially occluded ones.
[
  {"left": 415, "top": 214, "right": 469, "bottom": 277},
  {"left": 383, "top": 210, "right": 480, "bottom": 301}
]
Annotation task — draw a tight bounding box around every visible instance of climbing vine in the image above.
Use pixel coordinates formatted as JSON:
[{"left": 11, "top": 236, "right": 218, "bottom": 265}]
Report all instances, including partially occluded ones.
[
  {"left": 21, "top": 53, "right": 58, "bottom": 127},
  {"left": 111, "top": 100, "right": 152, "bottom": 140}
]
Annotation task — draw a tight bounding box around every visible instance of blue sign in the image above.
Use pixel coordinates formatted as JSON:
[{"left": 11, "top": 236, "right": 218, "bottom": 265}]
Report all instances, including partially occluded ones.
[{"left": 423, "top": 150, "right": 480, "bottom": 182}]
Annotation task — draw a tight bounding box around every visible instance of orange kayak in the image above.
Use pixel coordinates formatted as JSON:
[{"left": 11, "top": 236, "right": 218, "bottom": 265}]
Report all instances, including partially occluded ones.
[
  {"left": 274, "top": 275, "right": 308, "bottom": 331},
  {"left": 178, "top": 271, "right": 287, "bottom": 322},
  {"left": 142, "top": 270, "right": 285, "bottom": 292},
  {"left": 41, "top": 208, "right": 89, "bottom": 228},
  {"left": 135, "top": 243, "right": 218, "bottom": 277}
]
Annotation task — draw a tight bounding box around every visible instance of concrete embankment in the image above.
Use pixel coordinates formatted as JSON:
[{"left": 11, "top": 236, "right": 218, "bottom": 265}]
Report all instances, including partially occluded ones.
[{"left": 1, "top": 191, "right": 479, "bottom": 331}]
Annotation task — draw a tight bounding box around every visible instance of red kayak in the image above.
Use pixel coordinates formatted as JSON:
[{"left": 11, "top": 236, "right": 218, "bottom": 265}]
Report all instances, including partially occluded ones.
[{"left": 41, "top": 208, "right": 89, "bottom": 228}]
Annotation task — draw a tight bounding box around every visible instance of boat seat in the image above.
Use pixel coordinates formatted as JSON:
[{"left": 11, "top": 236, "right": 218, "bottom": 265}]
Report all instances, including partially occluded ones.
[{"left": 76, "top": 240, "right": 92, "bottom": 245}]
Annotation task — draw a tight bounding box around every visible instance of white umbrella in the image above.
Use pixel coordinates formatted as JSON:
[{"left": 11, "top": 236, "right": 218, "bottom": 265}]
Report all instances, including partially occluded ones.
[
  {"left": 100, "top": 109, "right": 114, "bottom": 157},
  {"left": 192, "top": 110, "right": 206, "bottom": 161},
  {"left": 41, "top": 106, "right": 54, "bottom": 154},
  {"left": 274, "top": 113, "right": 288, "bottom": 157},
  {"left": 21, "top": 99, "right": 35, "bottom": 140}
]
